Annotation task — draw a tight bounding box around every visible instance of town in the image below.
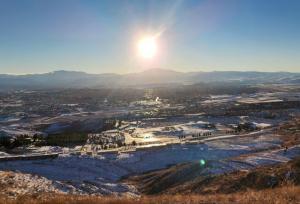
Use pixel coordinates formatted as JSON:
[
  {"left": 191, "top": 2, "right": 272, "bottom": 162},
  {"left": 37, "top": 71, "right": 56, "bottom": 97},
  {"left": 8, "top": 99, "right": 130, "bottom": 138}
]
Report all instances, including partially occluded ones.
[{"left": 1, "top": 83, "right": 299, "bottom": 153}]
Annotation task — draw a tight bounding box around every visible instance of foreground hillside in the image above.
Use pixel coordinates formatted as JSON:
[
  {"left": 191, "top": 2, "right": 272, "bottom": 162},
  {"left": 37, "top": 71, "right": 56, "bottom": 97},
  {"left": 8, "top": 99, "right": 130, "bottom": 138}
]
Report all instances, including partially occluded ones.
[
  {"left": 126, "top": 156, "right": 300, "bottom": 195},
  {"left": 1, "top": 157, "right": 300, "bottom": 204},
  {"left": 0, "top": 186, "right": 299, "bottom": 204}
]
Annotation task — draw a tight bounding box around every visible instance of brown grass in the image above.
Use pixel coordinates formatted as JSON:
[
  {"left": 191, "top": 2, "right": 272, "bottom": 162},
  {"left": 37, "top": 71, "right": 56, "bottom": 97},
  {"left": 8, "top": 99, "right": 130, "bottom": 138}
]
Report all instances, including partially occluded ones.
[
  {"left": 1, "top": 186, "right": 300, "bottom": 204},
  {"left": 277, "top": 118, "right": 300, "bottom": 147},
  {"left": 125, "top": 156, "right": 300, "bottom": 195}
]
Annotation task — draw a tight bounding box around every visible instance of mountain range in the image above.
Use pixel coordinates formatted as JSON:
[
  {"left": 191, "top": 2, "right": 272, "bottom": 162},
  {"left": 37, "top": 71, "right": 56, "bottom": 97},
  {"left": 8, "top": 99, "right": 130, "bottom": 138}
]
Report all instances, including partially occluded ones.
[{"left": 0, "top": 69, "right": 299, "bottom": 90}]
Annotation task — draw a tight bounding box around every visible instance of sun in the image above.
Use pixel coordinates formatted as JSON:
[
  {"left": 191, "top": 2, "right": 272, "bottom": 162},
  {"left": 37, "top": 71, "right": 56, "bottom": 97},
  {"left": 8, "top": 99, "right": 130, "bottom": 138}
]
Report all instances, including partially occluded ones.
[{"left": 137, "top": 36, "right": 157, "bottom": 59}]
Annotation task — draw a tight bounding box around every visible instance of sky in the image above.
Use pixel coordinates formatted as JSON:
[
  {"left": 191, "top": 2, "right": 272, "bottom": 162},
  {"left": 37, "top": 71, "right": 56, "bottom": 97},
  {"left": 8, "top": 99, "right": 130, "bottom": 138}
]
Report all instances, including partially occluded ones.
[{"left": 0, "top": 0, "right": 299, "bottom": 74}]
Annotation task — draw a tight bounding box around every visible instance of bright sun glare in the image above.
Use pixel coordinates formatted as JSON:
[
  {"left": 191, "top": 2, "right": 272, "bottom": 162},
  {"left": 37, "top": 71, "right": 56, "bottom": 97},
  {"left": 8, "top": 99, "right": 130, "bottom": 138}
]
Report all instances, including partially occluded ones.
[{"left": 137, "top": 36, "right": 157, "bottom": 59}]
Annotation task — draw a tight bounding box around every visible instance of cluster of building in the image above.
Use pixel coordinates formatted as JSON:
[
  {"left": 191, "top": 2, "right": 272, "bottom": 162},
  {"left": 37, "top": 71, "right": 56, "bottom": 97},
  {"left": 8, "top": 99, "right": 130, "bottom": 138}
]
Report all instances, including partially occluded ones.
[{"left": 87, "top": 130, "right": 125, "bottom": 149}]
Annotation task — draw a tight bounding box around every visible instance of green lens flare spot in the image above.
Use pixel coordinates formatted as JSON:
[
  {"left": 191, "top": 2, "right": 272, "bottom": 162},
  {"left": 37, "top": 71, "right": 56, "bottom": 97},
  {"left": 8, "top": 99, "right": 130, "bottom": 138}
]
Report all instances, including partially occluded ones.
[{"left": 200, "top": 159, "right": 206, "bottom": 166}]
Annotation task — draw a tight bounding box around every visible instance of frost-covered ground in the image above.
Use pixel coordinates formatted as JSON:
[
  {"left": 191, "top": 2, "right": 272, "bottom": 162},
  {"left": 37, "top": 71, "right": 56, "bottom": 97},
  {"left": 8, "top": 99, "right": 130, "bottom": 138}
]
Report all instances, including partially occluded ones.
[
  {"left": 121, "top": 114, "right": 283, "bottom": 146},
  {"left": 202, "top": 92, "right": 300, "bottom": 105},
  {"left": 0, "top": 132, "right": 294, "bottom": 196},
  {"left": 0, "top": 171, "right": 65, "bottom": 197},
  {"left": 206, "top": 145, "right": 300, "bottom": 176}
]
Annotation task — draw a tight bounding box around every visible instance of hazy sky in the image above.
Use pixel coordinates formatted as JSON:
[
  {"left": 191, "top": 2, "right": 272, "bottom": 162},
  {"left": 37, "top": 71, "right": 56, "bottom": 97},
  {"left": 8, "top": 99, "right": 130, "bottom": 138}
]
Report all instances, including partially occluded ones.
[{"left": 0, "top": 0, "right": 299, "bottom": 74}]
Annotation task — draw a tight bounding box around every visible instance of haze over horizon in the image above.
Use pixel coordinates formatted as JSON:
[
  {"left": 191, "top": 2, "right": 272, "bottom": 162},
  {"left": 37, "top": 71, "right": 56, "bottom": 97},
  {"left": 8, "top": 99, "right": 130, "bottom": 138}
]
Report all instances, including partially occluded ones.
[
  {"left": 1, "top": 68, "right": 300, "bottom": 76},
  {"left": 0, "top": 0, "right": 300, "bottom": 74}
]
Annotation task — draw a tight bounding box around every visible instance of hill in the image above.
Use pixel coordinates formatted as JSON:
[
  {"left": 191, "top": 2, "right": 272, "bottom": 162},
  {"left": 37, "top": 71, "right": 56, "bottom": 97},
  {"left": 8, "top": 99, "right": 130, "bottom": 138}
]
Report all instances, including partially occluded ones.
[
  {"left": 126, "top": 156, "right": 300, "bottom": 195},
  {"left": 0, "top": 69, "right": 299, "bottom": 90}
]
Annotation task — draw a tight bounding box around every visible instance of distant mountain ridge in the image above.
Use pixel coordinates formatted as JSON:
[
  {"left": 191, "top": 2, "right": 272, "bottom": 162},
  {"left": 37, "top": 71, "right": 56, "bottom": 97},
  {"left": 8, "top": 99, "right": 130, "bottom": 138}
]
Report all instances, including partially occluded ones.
[{"left": 0, "top": 69, "right": 299, "bottom": 90}]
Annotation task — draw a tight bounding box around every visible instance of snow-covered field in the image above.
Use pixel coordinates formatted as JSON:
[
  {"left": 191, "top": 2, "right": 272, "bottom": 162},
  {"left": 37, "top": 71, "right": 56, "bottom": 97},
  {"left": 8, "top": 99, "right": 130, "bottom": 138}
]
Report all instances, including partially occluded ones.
[{"left": 0, "top": 132, "right": 292, "bottom": 196}]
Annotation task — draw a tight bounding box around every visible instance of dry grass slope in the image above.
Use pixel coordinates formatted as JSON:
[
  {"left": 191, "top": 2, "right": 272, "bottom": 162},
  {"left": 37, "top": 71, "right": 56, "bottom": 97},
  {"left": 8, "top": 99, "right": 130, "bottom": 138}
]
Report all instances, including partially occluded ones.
[
  {"left": 278, "top": 118, "right": 300, "bottom": 147},
  {"left": 1, "top": 186, "right": 300, "bottom": 204},
  {"left": 126, "top": 156, "right": 300, "bottom": 195}
]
